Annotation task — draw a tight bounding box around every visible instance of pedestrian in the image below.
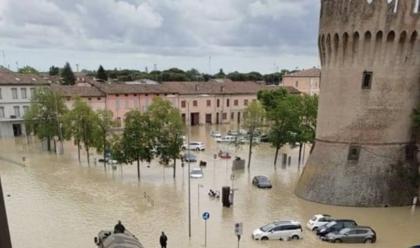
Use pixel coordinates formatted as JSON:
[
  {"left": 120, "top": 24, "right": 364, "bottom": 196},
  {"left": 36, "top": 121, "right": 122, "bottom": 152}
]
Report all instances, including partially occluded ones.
[
  {"left": 159, "top": 231, "right": 168, "bottom": 248},
  {"left": 114, "top": 220, "right": 125, "bottom": 234}
]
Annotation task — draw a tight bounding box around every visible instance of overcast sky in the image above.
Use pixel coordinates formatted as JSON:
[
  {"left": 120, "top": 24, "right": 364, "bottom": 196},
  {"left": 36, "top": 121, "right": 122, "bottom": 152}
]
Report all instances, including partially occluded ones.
[{"left": 0, "top": 0, "right": 320, "bottom": 74}]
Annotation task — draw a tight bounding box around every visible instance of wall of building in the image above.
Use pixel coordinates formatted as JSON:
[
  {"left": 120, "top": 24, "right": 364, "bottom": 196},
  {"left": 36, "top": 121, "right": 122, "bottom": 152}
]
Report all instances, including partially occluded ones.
[
  {"left": 282, "top": 76, "right": 320, "bottom": 96},
  {"left": 296, "top": 0, "right": 420, "bottom": 206},
  {"left": 0, "top": 85, "right": 39, "bottom": 138}
]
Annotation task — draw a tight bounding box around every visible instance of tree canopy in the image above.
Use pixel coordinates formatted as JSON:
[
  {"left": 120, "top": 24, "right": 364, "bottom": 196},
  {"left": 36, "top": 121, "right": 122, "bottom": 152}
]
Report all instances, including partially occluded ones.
[
  {"left": 96, "top": 65, "right": 108, "bottom": 81},
  {"left": 18, "top": 66, "right": 39, "bottom": 75},
  {"left": 61, "top": 62, "right": 76, "bottom": 85},
  {"left": 49, "top": 66, "right": 60, "bottom": 76},
  {"left": 243, "top": 100, "right": 266, "bottom": 169}
]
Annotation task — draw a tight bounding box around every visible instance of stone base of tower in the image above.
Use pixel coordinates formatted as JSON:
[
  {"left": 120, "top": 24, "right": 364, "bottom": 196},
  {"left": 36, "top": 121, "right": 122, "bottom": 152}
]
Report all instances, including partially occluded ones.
[{"left": 295, "top": 141, "right": 419, "bottom": 207}]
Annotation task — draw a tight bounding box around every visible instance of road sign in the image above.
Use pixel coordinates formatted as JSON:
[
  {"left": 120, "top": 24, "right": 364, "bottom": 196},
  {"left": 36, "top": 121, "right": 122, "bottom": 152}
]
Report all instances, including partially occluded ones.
[
  {"left": 202, "top": 212, "right": 210, "bottom": 220},
  {"left": 234, "top": 222, "right": 243, "bottom": 236}
]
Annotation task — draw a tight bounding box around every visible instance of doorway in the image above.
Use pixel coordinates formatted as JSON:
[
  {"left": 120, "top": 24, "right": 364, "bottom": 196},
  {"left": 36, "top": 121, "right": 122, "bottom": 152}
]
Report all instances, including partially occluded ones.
[
  {"left": 216, "top": 113, "right": 220, "bottom": 124},
  {"left": 12, "top": 124, "right": 22, "bottom": 137},
  {"left": 205, "top": 114, "right": 212, "bottom": 124},
  {"left": 190, "top": 113, "right": 200, "bottom": 126}
]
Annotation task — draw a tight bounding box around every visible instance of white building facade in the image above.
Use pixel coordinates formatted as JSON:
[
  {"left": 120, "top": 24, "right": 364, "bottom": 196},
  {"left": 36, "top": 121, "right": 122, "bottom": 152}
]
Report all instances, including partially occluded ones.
[{"left": 0, "top": 69, "right": 49, "bottom": 138}]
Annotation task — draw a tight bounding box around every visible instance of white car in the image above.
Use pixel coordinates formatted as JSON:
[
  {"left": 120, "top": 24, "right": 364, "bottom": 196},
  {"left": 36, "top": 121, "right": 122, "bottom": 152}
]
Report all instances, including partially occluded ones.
[
  {"left": 182, "top": 142, "right": 206, "bottom": 151},
  {"left": 252, "top": 220, "right": 302, "bottom": 241},
  {"left": 215, "top": 135, "right": 237, "bottom": 143},
  {"left": 306, "top": 214, "right": 334, "bottom": 231},
  {"left": 190, "top": 168, "right": 203, "bottom": 178},
  {"left": 210, "top": 130, "right": 222, "bottom": 138}
]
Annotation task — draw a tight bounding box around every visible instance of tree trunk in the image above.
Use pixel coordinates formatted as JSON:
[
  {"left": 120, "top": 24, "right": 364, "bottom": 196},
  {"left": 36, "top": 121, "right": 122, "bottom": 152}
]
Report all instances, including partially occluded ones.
[
  {"left": 77, "top": 141, "right": 81, "bottom": 163},
  {"left": 274, "top": 144, "right": 280, "bottom": 168},
  {"left": 47, "top": 136, "right": 51, "bottom": 152},
  {"left": 173, "top": 157, "right": 176, "bottom": 178},
  {"left": 103, "top": 134, "right": 107, "bottom": 169},
  {"left": 86, "top": 146, "right": 90, "bottom": 165},
  {"left": 298, "top": 143, "right": 303, "bottom": 165},
  {"left": 137, "top": 159, "right": 141, "bottom": 180},
  {"left": 247, "top": 131, "right": 254, "bottom": 169}
]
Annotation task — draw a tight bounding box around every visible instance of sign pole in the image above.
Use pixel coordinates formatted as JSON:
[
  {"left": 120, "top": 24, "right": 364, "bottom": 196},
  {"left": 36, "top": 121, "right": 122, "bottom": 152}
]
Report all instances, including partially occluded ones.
[{"left": 205, "top": 219, "right": 207, "bottom": 247}]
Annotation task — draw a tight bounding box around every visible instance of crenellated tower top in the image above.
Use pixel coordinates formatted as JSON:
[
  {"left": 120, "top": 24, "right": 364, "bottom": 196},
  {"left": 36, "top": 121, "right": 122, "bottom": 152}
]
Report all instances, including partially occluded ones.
[{"left": 320, "top": 0, "right": 420, "bottom": 33}]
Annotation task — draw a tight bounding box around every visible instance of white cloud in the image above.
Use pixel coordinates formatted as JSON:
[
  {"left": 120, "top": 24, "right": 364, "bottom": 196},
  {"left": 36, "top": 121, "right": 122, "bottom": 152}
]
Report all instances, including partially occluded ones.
[{"left": 0, "top": 0, "right": 320, "bottom": 72}]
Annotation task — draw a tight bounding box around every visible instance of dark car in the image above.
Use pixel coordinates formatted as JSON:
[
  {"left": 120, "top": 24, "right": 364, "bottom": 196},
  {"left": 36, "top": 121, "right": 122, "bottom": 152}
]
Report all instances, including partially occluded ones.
[
  {"left": 182, "top": 153, "right": 197, "bottom": 162},
  {"left": 322, "top": 226, "right": 376, "bottom": 243},
  {"left": 316, "top": 219, "right": 357, "bottom": 237},
  {"left": 252, "top": 176, "right": 272, "bottom": 189}
]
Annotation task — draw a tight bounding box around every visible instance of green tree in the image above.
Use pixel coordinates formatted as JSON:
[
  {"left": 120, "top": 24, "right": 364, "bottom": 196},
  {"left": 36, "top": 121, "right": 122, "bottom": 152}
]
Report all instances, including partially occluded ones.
[
  {"left": 214, "top": 69, "right": 226, "bottom": 79},
  {"left": 94, "top": 110, "right": 115, "bottom": 167},
  {"left": 294, "top": 95, "right": 318, "bottom": 160},
  {"left": 64, "top": 98, "right": 99, "bottom": 164},
  {"left": 148, "top": 97, "right": 184, "bottom": 178},
  {"left": 119, "top": 110, "right": 155, "bottom": 180},
  {"left": 18, "top": 66, "right": 39, "bottom": 75},
  {"left": 61, "top": 62, "right": 76, "bottom": 85},
  {"left": 49, "top": 66, "right": 60, "bottom": 76},
  {"left": 243, "top": 100, "right": 266, "bottom": 169},
  {"left": 96, "top": 65, "right": 108, "bottom": 81},
  {"left": 267, "top": 95, "right": 301, "bottom": 167},
  {"left": 24, "top": 88, "right": 67, "bottom": 152}
]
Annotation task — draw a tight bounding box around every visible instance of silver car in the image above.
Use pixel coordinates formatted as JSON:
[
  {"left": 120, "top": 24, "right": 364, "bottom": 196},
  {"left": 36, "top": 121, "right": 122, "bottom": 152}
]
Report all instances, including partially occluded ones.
[{"left": 323, "top": 226, "right": 376, "bottom": 243}]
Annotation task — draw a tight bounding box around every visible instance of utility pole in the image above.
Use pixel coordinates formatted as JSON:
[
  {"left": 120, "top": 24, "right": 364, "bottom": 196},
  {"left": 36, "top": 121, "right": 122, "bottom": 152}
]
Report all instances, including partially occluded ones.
[
  {"left": 0, "top": 177, "right": 12, "bottom": 248},
  {"left": 187, "top": 101, "right": 191, "bottom": 238}
]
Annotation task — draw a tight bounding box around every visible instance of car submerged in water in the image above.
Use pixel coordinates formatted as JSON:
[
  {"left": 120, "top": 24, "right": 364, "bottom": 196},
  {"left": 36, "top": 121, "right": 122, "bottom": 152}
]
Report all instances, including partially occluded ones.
[
  {"left": 322, "top": 226, "right": 376, "bottom": 243},
  {"left": 94, "top": 228, "right": 144, "bottom": 248}
]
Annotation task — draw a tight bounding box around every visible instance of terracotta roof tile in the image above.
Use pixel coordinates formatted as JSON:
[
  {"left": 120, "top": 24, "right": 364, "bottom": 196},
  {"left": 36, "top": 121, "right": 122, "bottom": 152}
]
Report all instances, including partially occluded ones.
[
  {"left": 0, "top": 68, "right": 50, "bottom": 86},
  {"left": 284, "top": 68, "right": 321, "bottom": 78},
  {"left": 51, "top": 84, "right": 105, "bottom": 97}
]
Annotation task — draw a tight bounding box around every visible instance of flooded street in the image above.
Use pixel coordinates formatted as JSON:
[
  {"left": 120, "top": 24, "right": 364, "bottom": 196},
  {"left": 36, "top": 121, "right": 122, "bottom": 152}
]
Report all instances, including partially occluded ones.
[{"left": 1, "top": 125, "right": 419, "bottom": 248}]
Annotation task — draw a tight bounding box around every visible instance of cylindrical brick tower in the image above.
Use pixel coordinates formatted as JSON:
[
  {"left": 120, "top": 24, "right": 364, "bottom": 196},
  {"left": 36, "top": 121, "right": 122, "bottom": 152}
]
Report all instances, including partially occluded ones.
[{"left": 295, "top": 0, "right": 420, "bottom": 207}]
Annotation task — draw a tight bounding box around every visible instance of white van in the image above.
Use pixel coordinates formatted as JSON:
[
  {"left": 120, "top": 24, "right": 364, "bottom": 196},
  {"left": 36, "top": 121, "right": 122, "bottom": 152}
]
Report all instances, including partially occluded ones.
[{"left": 252, "top": 220, "right": 303, "bottom": 241}]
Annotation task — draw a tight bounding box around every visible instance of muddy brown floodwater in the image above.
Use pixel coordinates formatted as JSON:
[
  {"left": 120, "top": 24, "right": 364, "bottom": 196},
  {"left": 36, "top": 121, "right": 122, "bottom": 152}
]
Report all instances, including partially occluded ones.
[{"left": 0, "top": 125, "right": 419, "bottom": 248}]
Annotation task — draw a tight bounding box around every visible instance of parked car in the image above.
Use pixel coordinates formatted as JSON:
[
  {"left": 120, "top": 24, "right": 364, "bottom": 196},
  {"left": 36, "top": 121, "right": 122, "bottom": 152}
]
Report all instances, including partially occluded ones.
[
  {"left": 260, "top": 134, "right": 270, "bottom": 143},
  {"left": 182, "top": 142, "right": 205, "bottom": 151},
  {"left": 97, "top": 157, "right": 118, "bottom": 164},
  {"left": 215, "top": 135, "right": 237, "bottom": 143},
  {"left": 322, "top": 226, "right": 376, "bottom": 243},
  {"left": 210, "top": 130, "right": 222, "bottom": 138},
  {"left": 306, "top": 214, "right": 334, "bottom": 231},
  {"left": 252, "top": 220, "right": 302, "bottom": 241},
  {"left": 190, "top": 168, "right": 203, "bottom": 178},
  {"left": 183, "top": 153, "right": 197, "bottom": 162},
  {"left": 227, "top": 130, "right": 240, "bottom": 136},
  {"left": 316, "top": 219, "right": 357, "bottom": 237},
  {"left": 252, "top": 176, "right": 272, "bottom": 189}
]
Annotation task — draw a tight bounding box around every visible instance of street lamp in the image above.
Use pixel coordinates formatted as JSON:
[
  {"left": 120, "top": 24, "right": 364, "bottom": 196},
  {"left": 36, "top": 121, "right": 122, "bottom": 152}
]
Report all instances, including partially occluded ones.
[
  {"left": 187, "top": 100, "right": 191, "bottom": 238},
  {"left": 198, "top": 183, "right": 203, "bottom": 214}
]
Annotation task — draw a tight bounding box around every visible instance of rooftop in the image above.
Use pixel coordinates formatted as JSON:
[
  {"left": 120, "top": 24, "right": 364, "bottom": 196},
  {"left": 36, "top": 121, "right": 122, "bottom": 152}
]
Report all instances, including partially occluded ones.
[
  {"left": 284, "top": 68, "right": 321, "bottom": 78},
  {"left": 51, "top": 84, "right": 105, "bottom": 97},
  {"left": 0, "top": 67, "right": 51, "bottom": 86}
]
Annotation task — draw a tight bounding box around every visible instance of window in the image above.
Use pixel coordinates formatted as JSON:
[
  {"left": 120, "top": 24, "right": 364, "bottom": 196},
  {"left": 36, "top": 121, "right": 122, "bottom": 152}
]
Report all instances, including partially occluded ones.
[
  {"left": 362, "top": 71, "right": 373, "bottom": 89},
  {"left": 217, "top": 99, "right": 220, "bottom": 108},
  {"left": 206, "top": 100, "right": 211, "bottom": 107},
  {"left": 193, "top": 100, "right": 198, "bottom": 107},
  {"left": 226, "top": 99, "right": 230, "bottom": 107},
  {"left": 14, "top": 106, "right": 20, "bottom": 117},
  {"left": 348, "top": 145, "right": 361, "bottom": 161},
  {"left": 0, "top": 107, "right": 4, "bottom": 118},
  {"left": 231, "top": 112, "right": 234, "bottom": 120},
  {"left": 30, "top": 88, "right": 35, "bottom": 98},
  {"left": 11, "top": 88, "right": 18, "bottom": 99},
  {"left": 244, "top": 99, "right": 248, "bottom": 106},
  {"left": 0, "top": 88, "right": 2, "bottom": 99},
  {"left": 23, "top": 106, "right": 29, "bottom": 114},
  {"left": 97, "top": 97, "right": 101, "bottom": 100},
  {"left": 181, "top": 100, "right": 186, "bottom": 108},
  {"left": 234, "top": 99, "right": 238, "bottom": 106},
  {"left": 222, "top": 113, "right": 227, "bottom": 120},
  {"left": 21, "top": 88, "right": 27, "bottom": 99},
  {"left": 88, "top": 97, "right": 92, "bottom": 101}
]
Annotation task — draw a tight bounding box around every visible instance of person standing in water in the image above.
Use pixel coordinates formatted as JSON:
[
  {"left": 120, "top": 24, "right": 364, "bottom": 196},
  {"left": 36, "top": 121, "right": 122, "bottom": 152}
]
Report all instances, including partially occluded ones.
[{"left": 159, "top": 232, "right": 168, "bottom": 248}]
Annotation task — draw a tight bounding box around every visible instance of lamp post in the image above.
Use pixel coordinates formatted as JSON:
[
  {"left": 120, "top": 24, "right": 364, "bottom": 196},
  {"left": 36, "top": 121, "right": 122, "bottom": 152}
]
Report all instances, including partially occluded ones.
[
  {"left": 198, "top": 183, "right": 203, "bottom": 214},
  {"left": 187, "top": 101, "right": 191, "bottom": 238}
]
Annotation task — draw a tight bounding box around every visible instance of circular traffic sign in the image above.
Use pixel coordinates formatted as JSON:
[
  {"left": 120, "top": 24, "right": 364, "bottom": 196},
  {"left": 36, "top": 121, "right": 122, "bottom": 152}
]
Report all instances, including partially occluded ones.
[{"left": 202, "top": 212, "right": 210, "bottom": 220}]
